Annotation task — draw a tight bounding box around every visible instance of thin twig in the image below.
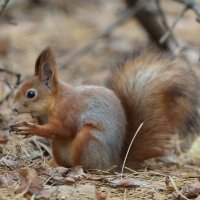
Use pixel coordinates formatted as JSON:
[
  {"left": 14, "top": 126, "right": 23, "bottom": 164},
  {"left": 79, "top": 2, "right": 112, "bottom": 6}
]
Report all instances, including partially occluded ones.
[
  {"left": 156, "top": 0, "right": 179, "bottom": 46},
  {"left": 0, "top": 21, "right": 17, "bottom": 25},
  {"left": 60, "top": 2, "right": 143, "bottom": 69},
  {"left": 0, "top": 67, "right": 21, "bottom": 85},
  {"left": 120, "top": 122, "right": 144, "bottom": 178},
  {"left": 159, "top": 5, "right": 188, "bottom": 44},
  {"left": 174, "top": 0, "right": 200, "bottom": 22},
  {"left": 169, "top": 176, "right": 189, "bottom": 200},
  {"left": 0, "top": 67, "right": 21, "bottom": 105},
  {"left": 0, "top": 0, "right": 10, "bottom": 16}
]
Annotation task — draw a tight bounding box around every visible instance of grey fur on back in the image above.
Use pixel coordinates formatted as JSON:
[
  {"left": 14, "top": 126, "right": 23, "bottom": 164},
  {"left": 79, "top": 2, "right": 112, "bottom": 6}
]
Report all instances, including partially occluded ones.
[{"left": 76, "top": 85, "right": 127, "bottom": 164}]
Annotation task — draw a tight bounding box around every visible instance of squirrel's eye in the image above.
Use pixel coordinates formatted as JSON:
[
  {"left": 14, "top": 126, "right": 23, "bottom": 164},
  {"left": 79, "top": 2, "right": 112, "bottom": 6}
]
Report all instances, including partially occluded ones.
[{"left": 27, "top": 90, "right": 36, "bottom": 99}]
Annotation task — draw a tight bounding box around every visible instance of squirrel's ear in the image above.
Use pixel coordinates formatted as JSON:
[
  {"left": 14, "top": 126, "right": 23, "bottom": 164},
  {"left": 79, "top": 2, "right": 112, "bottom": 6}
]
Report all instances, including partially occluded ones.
[
  {"left": 35, "top": 46, "right": 58, "bottom": 89},
  {"left": 35, "top": 46, "right": 56, "bottom": 76},
  {"left": 40, "top": 63, "right": 55, "bottom": 89}
]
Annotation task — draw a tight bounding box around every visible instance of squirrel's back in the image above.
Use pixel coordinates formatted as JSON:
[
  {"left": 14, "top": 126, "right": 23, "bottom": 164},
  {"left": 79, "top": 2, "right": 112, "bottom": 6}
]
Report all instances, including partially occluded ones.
[{"left": 108, "top": 50, "right": 200, "bottom": 166}]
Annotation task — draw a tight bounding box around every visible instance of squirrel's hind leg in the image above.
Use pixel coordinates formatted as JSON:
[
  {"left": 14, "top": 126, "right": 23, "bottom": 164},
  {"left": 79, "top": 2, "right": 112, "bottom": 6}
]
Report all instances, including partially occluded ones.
[{"left": 71, "top": 125, "right": 113, "bottom": 170}]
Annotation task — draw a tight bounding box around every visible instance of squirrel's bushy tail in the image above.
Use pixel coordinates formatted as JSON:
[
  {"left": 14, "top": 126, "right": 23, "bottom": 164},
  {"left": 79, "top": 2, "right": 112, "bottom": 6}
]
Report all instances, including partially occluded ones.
[{"left": 107, "top": 49, "right": 200, "bottom": 165}]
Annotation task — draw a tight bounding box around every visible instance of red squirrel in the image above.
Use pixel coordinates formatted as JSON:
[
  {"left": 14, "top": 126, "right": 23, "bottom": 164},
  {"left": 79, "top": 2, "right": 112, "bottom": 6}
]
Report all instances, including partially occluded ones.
[{"left": 11, "top": 46, "right": 200, "bottom": 169}]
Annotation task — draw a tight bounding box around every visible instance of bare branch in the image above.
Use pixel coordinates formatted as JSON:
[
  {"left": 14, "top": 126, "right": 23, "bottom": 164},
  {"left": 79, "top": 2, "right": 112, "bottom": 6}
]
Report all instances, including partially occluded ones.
[
  {"left": 0, "top": 67, "right": 21, "bottom": 105},
  {"left": 155, "top": 0, "right": 179, "bottom": 46},
  {"left": 125, "top": 0, "right": 170, "bottom": 49},
  {"left": 0, "top": 0, "right": 10, "bottom": 16},
  {"left": 60, "top": 2, "right": 143, "bottom": 69},
  {"left": 0, "top": 67, "right": 21, "bottom": 86},
  {"left": 159, "top": 5, "right": 188, "bottom": 44},
  {"left": 173, "top": 0, "right": 200, "bottom": 22}
]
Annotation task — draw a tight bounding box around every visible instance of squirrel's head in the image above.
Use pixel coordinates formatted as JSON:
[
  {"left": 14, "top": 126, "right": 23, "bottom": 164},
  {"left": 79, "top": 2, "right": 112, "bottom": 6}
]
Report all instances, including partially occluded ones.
[{"left": 11, "top": 46, "right": 58, "bottom": 116}]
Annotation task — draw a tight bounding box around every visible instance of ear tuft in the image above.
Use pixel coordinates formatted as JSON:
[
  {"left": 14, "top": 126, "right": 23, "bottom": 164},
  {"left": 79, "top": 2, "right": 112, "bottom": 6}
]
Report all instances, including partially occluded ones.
[
  {"left": 41, "top": 63, "right": 54, "bottom": 89},
  {"left": 35, "top": 46, "right": 56, "bottom": 76}
]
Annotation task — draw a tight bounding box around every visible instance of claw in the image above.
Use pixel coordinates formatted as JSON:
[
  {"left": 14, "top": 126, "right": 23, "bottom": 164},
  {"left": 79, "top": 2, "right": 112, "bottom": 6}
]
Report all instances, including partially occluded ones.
[
  {"left": 17, "top": 130, "right": 30, "bottom": 135},
  {"left": 14, "top": 123, "right": 33, "bottom": 135},
  {"left": 12, "top": 121, "right": 37, "bottom": 137},
  {"left": 25, "top": 122, "right": 34, "bottom": 127},
  {"left": 15, "top": 126, "right": 30, "bottom": 131}
]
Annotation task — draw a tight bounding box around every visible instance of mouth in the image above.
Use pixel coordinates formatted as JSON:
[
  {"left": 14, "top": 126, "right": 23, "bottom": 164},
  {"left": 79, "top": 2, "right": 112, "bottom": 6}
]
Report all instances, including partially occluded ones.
[{"left": 32, "top": 113, "right": 41, "bottom": 117}]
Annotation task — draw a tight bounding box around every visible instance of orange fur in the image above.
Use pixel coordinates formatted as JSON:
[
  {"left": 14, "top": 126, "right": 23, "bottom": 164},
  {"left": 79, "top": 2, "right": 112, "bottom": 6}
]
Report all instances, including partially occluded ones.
[
  {"left": 108, "top": 49, "right": 200, "bottom": 165},
  {"left": 71, "top": 125, "right": 96, "bottom": 165}
]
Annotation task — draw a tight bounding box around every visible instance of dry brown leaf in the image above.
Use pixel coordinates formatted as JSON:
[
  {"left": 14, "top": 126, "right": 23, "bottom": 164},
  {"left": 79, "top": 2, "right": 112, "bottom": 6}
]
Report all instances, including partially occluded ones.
[
  {"left": 64, "top": 177, "right": 76, "bottom": 185},
  {"left": 0, "top": 37, "right": 10, "bottom": 56},
  {"left": 18, "top": 167, "right": 56, "bottom": 199},
  {"left": 32, "top": 188, "right": 56, "bottom": 199},
  {"left": 35, "top": 166, "right": 76, "bottom": 186},
  {"left": 0, "top": 135, "right": 8, "bottom": 144},
  {"left": 41, "top": 166, "right": 69, "bottom": 177},
  {"left": 180, "top": 181, "right": 200, "bottom": 199},
  {"left": 18, "top": 167, "right": 43, "bottom": 191},
  {"left": 51, "top": 175, "right": 76, "bottom": 185},
  {"left": 67, "top": 166, "right": 86, "bottom": 178},
  {"left": 57, "top": 184, "right": 98, "bottom": 199},
  {"left": 108, "top": 178, "right": 151, "bottom": 188},
  {"left": 54, "top": 166, "right": 103, "bottom": 181},
  {"left": 87, "top": 174, "right": 105, "bottom": 181},
  {"left": 37, "top": 166, "right": 103, "bottom": 186},
  {"left": 0, "top": 173, "right": 17, "bottom": 188},
  {"left": 152, "top": 190, "right": 164, "bottom": 200},
  {"left": 0, "top": 176, "right": 9, "bottom": 187},
  {"left": 54, "top": 166, "right": 69, "bottom": 175}
]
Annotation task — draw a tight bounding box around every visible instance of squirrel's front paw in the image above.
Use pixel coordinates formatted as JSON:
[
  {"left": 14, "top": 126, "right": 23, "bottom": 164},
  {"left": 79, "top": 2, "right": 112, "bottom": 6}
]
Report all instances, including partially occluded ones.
[
  {"left": 9, "top": 113, "right": 39, "bottom": 138},
  {"left": 14, "top": 122, "right": 37, "bottom": 137}
]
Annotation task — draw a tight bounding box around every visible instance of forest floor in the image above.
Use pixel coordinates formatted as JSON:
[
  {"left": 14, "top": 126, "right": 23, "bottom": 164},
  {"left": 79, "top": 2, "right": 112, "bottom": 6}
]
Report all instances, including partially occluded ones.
[{"left": 1, "top": 0, "right": 200, "bottom": 199}]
